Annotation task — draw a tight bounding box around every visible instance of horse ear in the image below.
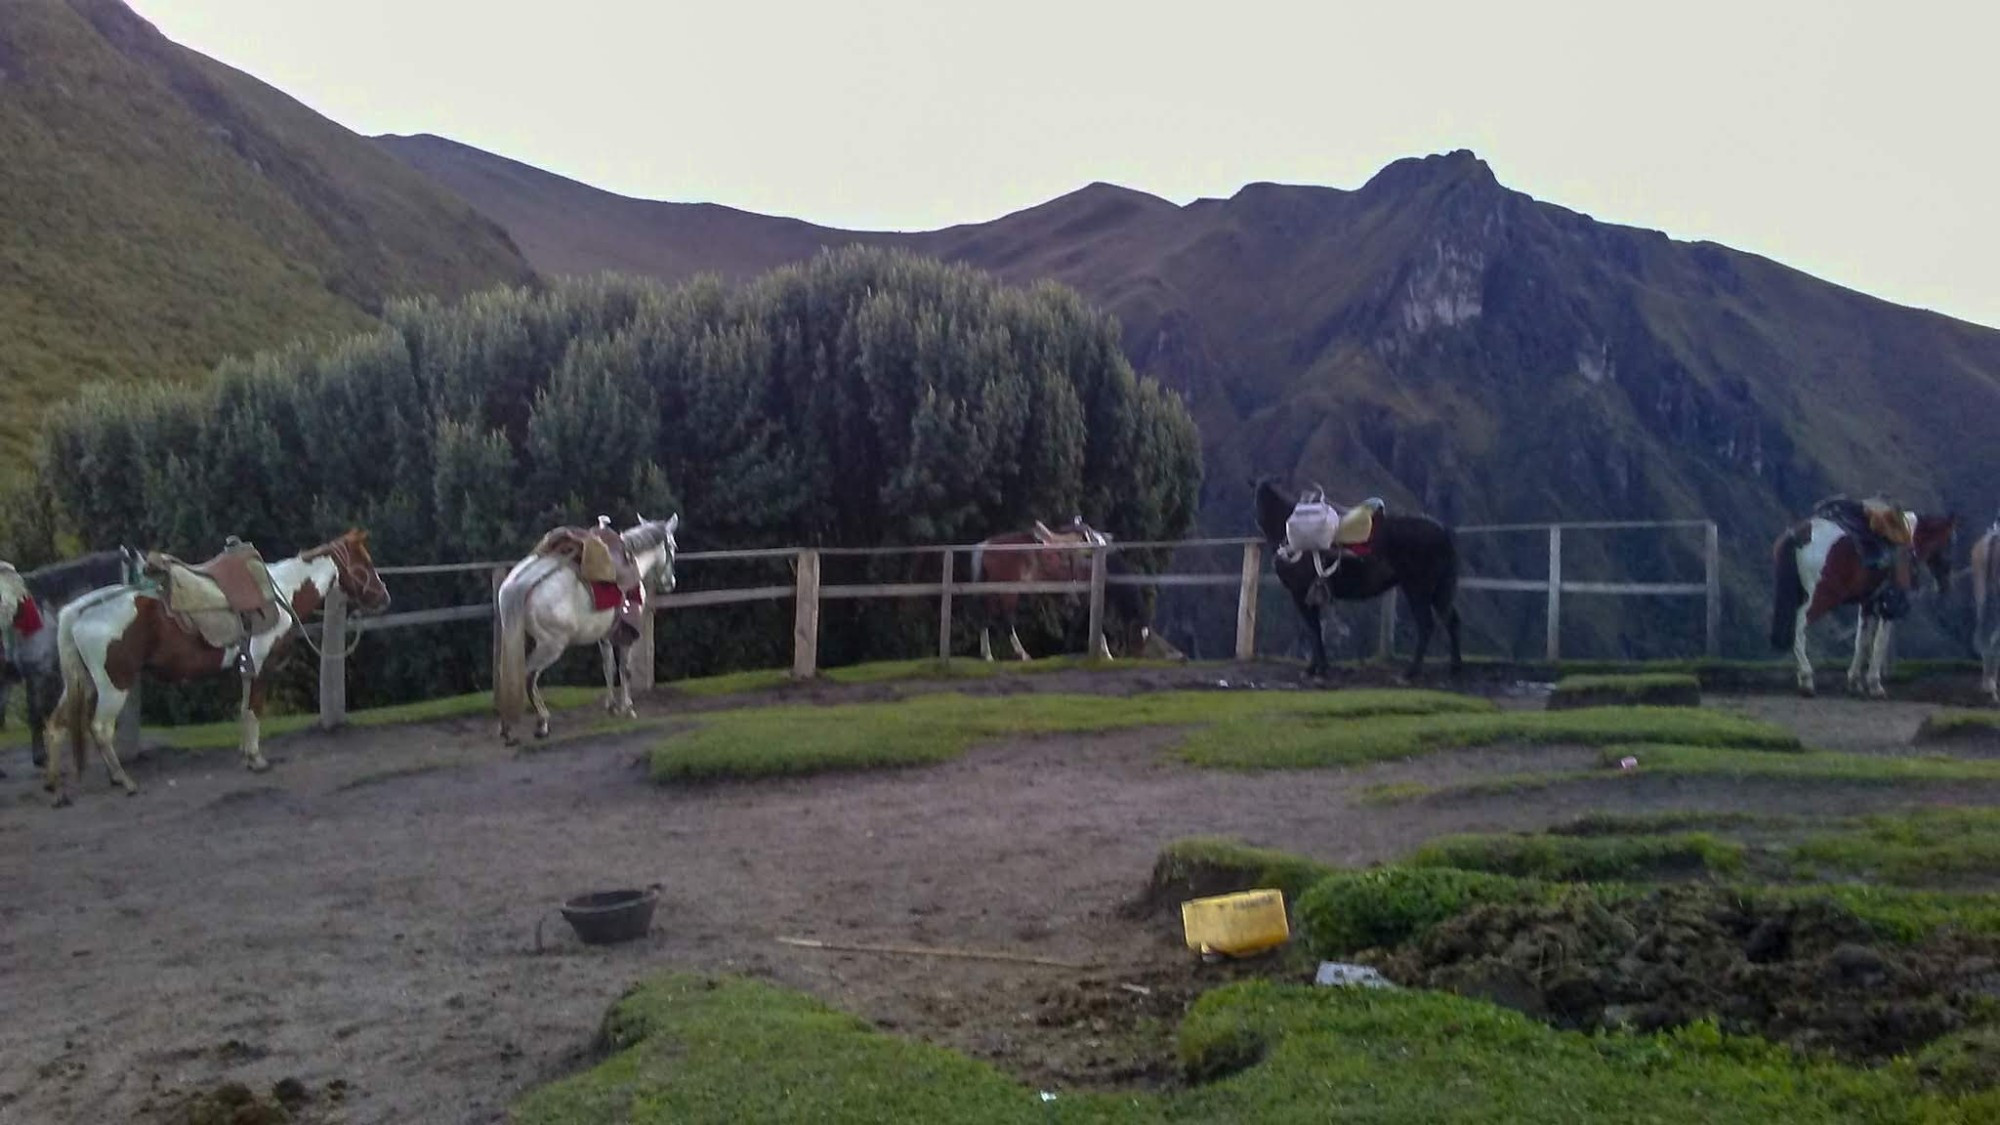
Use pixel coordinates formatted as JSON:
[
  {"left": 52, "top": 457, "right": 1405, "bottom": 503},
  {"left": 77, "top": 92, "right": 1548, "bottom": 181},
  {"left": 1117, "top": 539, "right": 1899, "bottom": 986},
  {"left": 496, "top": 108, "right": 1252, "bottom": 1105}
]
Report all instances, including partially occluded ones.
[{"left": 666, "top": 514, "right": 680, "bottom": 534}]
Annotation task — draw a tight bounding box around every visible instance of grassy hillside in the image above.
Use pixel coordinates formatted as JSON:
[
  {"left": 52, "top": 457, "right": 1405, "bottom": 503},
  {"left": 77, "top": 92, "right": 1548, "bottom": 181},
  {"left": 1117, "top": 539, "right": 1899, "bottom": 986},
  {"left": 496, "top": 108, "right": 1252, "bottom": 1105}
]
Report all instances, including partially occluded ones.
[{"left": 0, "top": 0, "right": 536, "bottom": 469}]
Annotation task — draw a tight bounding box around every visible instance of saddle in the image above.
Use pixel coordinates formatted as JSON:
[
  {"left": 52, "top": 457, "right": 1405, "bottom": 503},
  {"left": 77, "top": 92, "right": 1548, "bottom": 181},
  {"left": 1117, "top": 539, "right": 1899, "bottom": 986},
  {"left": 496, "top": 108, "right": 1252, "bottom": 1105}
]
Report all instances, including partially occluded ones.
[
  {"left": 1, "top": 562, "right": 40, "bottom": 640},
  {"left": 1280, "top": 489, "right": 1382, "bottom": 563},
  {"left": 532, "top": 518, "right": 647, "bottom": 639},
  {"left": 139, "top": 538, "right": 286, "bottom": 651},
  {"left": 1813, "top": 495, "right": 1912, "bottom": 571}
]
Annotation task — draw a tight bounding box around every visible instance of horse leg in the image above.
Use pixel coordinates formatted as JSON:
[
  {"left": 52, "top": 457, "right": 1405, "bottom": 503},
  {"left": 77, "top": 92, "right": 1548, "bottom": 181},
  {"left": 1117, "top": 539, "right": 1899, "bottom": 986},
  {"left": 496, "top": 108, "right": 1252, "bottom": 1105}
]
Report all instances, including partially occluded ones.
[
  {"left": 1400, "top": 595, "right": 1435, "bottom": 684},
  {"left": 1300, "top": 599, "right": 1328, "bottom": 679},
  {"left": 524, "top": 626, "right": 566, "bottom": 739},
  {"left": 1866, "top": 616, "right": 1892, "bottom": 699},
  {"left": 612, "top": 637, "right": 639, "bottom": 720},
  {"left": 88, "top": 683, "right": 139, "bottom": 796},
  {"left": 1983, "top": 631, "right": 1999, "bottom": 704},
  {"left": 239, "top": 670, "right": 271, "bottom": 772},
  {"left": 1792, "top": 606, "right": 1815, "bottom": 696},
  {"left": 1445, "top": 605, "right": 1464, "bottom": 677},
  {"left": 599, "top": 637, "right": 619, "bottom": 713},
  {"left": 1846, "top": 609, "right": 1874, "bottom": 696}
]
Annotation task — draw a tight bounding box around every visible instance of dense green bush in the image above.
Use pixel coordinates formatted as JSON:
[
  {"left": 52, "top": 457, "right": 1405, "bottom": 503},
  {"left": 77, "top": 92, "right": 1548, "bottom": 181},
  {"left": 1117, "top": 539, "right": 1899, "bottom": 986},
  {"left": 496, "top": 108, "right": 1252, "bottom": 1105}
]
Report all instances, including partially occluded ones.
[
  {"left": 1295, "top": 866, "right": 1532, "bottom": 955},
  {"left": 26, "top": 249, "right": 1202, "bottom": 718}
]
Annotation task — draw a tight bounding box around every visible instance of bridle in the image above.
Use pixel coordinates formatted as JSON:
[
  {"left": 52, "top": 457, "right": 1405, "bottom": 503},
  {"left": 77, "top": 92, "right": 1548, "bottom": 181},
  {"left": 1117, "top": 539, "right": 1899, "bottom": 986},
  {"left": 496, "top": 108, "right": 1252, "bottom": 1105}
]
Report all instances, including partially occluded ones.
[{"left": 286, "top": 536, "right": 387, "bottom": 660}]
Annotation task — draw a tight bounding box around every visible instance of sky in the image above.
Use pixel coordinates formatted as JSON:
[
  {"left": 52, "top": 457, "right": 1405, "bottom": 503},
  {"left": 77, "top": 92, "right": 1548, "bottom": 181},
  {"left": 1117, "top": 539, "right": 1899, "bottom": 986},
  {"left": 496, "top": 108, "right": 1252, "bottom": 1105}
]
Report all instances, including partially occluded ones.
[{"left": 127, "top": 0, "right": 2000, "bottom": 329}]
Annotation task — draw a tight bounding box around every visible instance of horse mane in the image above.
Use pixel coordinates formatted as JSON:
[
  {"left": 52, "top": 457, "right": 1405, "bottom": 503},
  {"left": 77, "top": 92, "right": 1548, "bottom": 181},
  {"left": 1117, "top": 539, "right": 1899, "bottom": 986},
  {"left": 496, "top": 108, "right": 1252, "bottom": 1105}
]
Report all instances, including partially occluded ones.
[{"left": 621, "top": 519, "right": 675, "bottom": 554}]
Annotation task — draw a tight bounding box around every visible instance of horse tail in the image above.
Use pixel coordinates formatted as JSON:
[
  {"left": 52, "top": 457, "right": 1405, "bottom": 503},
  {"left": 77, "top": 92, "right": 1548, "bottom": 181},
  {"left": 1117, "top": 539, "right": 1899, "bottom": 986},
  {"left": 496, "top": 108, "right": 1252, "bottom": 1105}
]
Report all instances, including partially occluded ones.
[
  {"left": 493, "top": 564, "right": 534, "bottom": 731},
  {"left": 1770, "top": 527, "right": 1806, "bottom": 650},
  {"left": 49, "top": 600, "right": 94, "bottom": 763}
]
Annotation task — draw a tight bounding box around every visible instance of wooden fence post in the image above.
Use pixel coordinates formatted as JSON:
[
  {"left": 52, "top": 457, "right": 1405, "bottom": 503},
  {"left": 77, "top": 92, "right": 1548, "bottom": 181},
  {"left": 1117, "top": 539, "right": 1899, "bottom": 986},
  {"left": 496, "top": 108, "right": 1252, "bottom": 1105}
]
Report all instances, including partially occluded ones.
[
  {"left": 635, "top": 600, "right": 657, "bottom": 692},
  {"left": 1235, "top": 542, "right": 1261, "bottom": 661},
  {"left": 1379, "top": 593, "right": 1397, "bottom": 661},
  {"left": 1704, "top": 521, "right": 1721, "bottom": 659},
  {"left": 490, "top": 566, "right": 508, "bottom": 694},
  {"left": 938, "top": 548, "right": 954, "bottom": 663},
  {"left": 792, "top": 549, "right": 820, "bottom": 680},
  {"left": 1545, "top": 525, "right": 1563, "bottom": 663},
  {"left": 318, "top": 585, "right": 347, "bottom": 730},
  {"left": 1086, "top": 547, "right": 1107, "bottom": 659}
]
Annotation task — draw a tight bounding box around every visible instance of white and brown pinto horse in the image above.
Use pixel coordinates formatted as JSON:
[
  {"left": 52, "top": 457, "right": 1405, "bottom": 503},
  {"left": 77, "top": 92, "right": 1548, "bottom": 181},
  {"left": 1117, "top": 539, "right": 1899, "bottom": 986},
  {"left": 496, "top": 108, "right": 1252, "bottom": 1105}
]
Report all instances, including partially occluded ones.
[
  {"left": 43, "top": 529, "right": 390, "bottom": 805},
  {"left": 1974, "top": 521, "right": 2000, "bottom": 704},
  {"left": 1771, "top": 509, "right": 1956, "bottom": 698}
]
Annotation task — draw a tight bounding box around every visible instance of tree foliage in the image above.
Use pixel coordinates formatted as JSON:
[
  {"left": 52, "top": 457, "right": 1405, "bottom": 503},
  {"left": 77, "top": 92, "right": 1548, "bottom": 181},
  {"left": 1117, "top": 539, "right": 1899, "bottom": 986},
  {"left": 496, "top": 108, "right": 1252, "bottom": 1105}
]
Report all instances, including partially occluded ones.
[{"left": 22, "top": 248, "right": 1203, "bottom": 716}]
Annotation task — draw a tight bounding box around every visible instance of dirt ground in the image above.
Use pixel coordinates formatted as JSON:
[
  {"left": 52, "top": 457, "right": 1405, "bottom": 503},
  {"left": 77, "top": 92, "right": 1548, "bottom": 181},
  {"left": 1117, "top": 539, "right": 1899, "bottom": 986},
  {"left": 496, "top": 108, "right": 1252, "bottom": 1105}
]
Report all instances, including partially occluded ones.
[{"left": 0, "top": 662, "right": 1991, "bottom": 1124}]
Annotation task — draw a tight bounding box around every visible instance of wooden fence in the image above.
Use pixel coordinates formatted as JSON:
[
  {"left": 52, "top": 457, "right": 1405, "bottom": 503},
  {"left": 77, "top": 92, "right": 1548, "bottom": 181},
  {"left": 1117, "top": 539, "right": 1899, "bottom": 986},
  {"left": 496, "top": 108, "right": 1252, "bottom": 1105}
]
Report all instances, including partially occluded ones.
[{"left": 291, "top": 519, "right": 1720, "bottom": 730}]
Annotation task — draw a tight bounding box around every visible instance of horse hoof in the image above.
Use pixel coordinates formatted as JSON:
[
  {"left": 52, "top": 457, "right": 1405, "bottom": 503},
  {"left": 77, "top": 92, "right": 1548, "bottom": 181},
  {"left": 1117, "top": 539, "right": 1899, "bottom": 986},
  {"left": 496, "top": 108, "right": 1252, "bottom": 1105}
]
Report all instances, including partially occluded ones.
[
  {"left": 535, "top": 726, "right": 550, "bottom": 740},
  {"left": 50, "top": 794, "right": 71, "bottom": 809},
  {"left": 247, "top": 759, "right": 270, "bottom": 774}
]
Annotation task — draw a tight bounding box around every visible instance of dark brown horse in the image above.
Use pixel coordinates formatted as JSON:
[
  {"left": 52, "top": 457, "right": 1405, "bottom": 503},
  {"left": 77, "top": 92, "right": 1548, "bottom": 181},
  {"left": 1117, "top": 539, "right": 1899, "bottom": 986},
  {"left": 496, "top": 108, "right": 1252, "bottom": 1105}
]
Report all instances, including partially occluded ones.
[
  {"left": 1254, "top": 478, "right": 1462, "bottom": 681},
  {"left": 966, "top": 518, "right": 1147, "bottom": 660},
  {"left": 1771, "top": 507, "right": 1956, "bottom": 698},
  {"left": 44, "top": 529, "right": 389, "bottom": 805}
]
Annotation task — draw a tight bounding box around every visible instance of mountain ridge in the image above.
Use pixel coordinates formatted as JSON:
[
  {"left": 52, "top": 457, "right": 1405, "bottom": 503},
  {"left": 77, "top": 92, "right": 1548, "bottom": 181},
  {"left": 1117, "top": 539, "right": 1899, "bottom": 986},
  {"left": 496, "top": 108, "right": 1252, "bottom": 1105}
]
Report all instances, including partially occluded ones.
[{"left": 377, "top": 131, "right": 1999, "bottom": 658}]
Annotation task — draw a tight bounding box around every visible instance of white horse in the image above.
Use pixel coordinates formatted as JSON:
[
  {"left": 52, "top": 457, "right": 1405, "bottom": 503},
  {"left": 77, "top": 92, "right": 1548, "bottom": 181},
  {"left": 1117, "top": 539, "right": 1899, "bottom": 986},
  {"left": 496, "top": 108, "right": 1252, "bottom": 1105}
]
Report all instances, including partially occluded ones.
[
  {"left": 1974, "top": 522, "right": 1999, "bottom": 704},
  {"left": 493, "top": 515, "right": 678, "bottom": 743},
  {"left": 43, "top": 529, "right": 390, "bottom": 806}
]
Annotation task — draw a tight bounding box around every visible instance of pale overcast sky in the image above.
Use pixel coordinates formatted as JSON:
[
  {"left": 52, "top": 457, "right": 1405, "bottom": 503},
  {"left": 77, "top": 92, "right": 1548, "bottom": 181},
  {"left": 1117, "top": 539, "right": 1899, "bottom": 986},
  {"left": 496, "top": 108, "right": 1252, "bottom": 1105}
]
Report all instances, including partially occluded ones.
[{"left": 127, "top": 0, "right": 1999, "bottom": 329}]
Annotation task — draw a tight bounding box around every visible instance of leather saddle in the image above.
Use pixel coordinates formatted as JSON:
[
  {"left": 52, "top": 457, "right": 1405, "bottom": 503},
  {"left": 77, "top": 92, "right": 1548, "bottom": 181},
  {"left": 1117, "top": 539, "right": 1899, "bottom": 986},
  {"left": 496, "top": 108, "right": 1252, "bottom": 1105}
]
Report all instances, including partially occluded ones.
[
  {"left": 140, "top": 538, "right": 285, "bottom": 650},
  {"left": 1814, "top": 496, "right": 1911, "bottom": 571},
  {"left": 533, "top": 518, "right": 647, "bottom": 638}
]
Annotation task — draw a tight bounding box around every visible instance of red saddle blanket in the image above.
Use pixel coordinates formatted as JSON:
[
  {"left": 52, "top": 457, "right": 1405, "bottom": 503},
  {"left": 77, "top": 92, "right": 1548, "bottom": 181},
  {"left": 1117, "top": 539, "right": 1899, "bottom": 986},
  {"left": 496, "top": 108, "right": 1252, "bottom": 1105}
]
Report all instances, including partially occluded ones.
[
  {"left": 592, "top": 582, "right": 638, "bottom": 612},
  {"left": 11, "top": 596, "right": 43, "bottom": 636}
]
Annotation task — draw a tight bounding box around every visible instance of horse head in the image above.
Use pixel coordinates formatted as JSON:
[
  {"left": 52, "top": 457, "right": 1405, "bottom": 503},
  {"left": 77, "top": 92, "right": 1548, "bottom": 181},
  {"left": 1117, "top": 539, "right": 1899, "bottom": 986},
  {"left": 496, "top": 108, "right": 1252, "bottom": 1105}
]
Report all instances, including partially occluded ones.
[
  {"left": 1912, "top": 512, "right": 1958, "bottom": 593},
  {"left": 314, "top": 528, "right": 391, "bottom": 614},
  {"left": 626, "top": 513, "right": 680, "bottom": 596},
  {"left": 1251, "top": 476, "right": 1294, "bottom": 546}
]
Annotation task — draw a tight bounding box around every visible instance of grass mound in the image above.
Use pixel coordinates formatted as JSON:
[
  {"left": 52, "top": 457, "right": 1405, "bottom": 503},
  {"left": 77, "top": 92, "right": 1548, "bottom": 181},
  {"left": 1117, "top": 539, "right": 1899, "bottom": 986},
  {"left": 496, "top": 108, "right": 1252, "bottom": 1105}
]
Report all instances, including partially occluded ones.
[
  {"left": 1175, "top": 706, "right": 1799, "bottom": 770},
  {"left": 1792, "top": 808, "right": 2000, "bottom": 886},
  {"left": 1137, "top": 837, "right": 1337, "bottom": 917},
  {"left": 1547, "top": 672, "right": 1701, "bottom": 710},
  {"left": 649, "top": 688, "right": 1489, "bottom": 782},
  {"left": 513, "top": 972, "right": 1999, "bottom": 1123},
  {"left": 1409, "top": 830, "right": 1746, "bottom": 881},
  {"left": 1917, "top": 709, "right": 2000, "bottom": 746}
]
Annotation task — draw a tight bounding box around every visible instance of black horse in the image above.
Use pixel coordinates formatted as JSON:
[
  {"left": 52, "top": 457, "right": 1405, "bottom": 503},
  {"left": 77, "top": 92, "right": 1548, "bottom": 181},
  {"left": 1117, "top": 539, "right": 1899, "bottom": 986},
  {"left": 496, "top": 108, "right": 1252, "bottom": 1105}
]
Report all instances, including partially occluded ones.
[
  {"left": 1253, "top": 477, "right": 1463, "bottom": 680},
  {"left": 1, "top": 549, "right": 141, "bottom": 770}
]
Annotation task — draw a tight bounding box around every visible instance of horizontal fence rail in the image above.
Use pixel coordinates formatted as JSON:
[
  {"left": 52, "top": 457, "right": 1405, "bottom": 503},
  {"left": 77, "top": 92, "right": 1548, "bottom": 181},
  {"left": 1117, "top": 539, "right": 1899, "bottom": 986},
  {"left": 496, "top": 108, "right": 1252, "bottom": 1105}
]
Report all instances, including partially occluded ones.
[{"left": 296, "top": 521, "right": 1716, "bottom": 729}]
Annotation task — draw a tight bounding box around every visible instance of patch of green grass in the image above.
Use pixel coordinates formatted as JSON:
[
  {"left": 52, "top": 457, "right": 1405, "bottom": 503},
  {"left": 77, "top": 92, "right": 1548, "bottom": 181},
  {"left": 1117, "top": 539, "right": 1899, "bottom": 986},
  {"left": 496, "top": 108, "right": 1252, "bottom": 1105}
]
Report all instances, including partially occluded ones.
[
  {"left": 649, "top": 688, "right": 1490, "bottom": 782},
  {"left": 1173, "top": 981, "right": 1994, "bottom": 1124},
  {"left": 1792, "top": 808, "right": 2000, "bottom": 885},
  {"left": 511, "top": 972, "right": 1997, "bottom": 1124},
  {"left": 1145, "top": 837, "right": 1339, "bottom": 909},
  {"left": 1369, "top": 745, "right": 2000, "bottom": 803},
  {"left": 1917, "top": 708, "right": 2000, "bottom": 743},
  {"left": 1175, "top": 706, "right": 1798, "bottom": 771},
  {"left": 1548, "top": 672, "right": 1701, "bottom": 710},
  {"left": 665, "top": 656, "right": 1204, "bottom": 698},
  {"left": 1409, "top": 830, "right": 1746, "bottom": 882}
]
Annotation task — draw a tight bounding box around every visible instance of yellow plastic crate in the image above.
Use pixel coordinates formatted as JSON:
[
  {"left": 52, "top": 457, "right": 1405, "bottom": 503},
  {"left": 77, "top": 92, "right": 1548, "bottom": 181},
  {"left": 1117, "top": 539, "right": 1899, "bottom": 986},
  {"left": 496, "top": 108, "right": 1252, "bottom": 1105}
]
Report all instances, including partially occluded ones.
[{"left": 1181, "top": 888, "right": 1290, "bottom": 956}]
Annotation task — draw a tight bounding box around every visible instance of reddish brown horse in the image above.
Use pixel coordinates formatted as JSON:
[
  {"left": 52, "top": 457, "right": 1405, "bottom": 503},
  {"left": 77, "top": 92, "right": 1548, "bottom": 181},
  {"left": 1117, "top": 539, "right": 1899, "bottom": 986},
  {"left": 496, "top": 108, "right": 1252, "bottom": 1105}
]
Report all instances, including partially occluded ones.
[
  {"left": 966, "top": 518, "right": 1148, "bottom": 661},
  {"left": 44, "top": 529, "right": 390, "bottom": 805},
  {"left": 1771, "top": 507, "right": 1956, "bottom": 698}
]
